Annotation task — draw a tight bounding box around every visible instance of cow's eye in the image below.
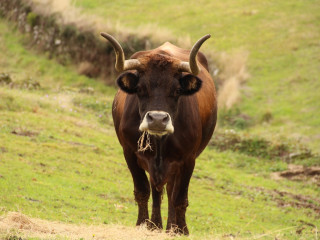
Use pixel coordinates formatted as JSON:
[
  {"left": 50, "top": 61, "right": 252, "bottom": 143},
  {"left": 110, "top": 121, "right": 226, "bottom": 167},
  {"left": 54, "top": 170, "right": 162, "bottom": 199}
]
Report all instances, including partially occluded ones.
[
  {"left": 137, "top": 87, "right": 148, "bottom": 98},
  {"left": 169, "top": 88, "right": 181, "bottom": 99},
  {"left": 173, "top": 89, "right": 181, "bottom": 97}
]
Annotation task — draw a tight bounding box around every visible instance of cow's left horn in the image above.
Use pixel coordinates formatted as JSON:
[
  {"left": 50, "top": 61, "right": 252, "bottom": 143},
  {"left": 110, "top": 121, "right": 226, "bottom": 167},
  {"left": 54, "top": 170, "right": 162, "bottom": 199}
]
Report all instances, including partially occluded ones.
[
  {"left": 100, "top": 32, "right": 141, "bottom": 72},
  {"left": 179, "top": 34, "right": 211, "bottom": 75}
]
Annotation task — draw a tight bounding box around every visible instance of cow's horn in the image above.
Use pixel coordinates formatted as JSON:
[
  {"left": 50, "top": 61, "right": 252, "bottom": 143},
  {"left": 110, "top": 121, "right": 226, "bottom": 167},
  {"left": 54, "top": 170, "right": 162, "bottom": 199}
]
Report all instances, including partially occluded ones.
[
  {"left": 100, "top": 32, "right": 141, "bottom": 72},
  {"left": 179, "top": 34, "right": 211, "bottom": 75}
]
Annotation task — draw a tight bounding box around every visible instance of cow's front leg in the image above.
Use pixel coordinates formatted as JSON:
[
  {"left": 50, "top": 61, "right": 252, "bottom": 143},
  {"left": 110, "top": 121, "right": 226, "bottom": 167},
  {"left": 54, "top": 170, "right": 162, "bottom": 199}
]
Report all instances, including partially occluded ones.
[
  {"left": 166, "top": 175, "right": 176, "bottom": 232},
  {"left": 172, "top": 160, "right": 195, "bottom": 235},
  {"left": 150, "top": 184, "right": 163, "bottom": 229},
  {"left": 124, "top": 150, "right": 150, "bottom": 225}
]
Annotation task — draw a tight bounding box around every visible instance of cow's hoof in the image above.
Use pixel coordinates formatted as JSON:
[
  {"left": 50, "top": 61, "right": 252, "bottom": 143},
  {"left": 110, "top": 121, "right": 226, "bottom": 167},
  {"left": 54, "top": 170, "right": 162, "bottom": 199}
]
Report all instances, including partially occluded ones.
[
  {"left": 166, "top": 224, "right": 189, "bottom": 235},
  {"left": 136, "top": 218, "right": 149, "bottom": 226},
  {"left": 175, "top": 226, "right": 189, "bottom": 236}
]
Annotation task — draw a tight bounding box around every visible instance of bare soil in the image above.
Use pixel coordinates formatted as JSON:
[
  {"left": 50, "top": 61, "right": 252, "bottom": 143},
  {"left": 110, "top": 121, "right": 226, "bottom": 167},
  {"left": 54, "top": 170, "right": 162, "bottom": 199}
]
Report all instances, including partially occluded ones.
[
  {"left": 254, "top": 187, "right": 320, "bottom": 215},
  {"left": 271, "top": 164, "right": 320, "bottom": 186}
]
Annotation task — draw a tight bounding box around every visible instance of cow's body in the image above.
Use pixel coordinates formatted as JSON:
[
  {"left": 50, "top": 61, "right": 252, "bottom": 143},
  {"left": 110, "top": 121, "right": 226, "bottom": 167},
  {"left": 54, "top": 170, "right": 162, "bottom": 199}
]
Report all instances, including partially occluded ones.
[{"left": 103, "top": 34, "right": 217, "bottom": 234}]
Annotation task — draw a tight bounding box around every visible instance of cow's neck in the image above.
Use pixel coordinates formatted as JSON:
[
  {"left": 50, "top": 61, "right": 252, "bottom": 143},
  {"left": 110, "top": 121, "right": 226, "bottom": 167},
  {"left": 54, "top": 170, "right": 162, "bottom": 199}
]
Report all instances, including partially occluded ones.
[
  {"left": 151, "top": 135, "right": 166, "bottom": 191},
  {"left": 154, "top": 136, "right": 164, "bottom": 167}
]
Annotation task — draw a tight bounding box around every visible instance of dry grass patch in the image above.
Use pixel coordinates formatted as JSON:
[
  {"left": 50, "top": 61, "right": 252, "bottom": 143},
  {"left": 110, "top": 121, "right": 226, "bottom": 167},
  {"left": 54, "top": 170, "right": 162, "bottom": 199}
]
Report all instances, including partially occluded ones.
[
  {"left": 214, "top": 50, "right": 250, "bottom": 109},
  {"left": 0, "top": 212, "right": 175, "bottom": 240}
]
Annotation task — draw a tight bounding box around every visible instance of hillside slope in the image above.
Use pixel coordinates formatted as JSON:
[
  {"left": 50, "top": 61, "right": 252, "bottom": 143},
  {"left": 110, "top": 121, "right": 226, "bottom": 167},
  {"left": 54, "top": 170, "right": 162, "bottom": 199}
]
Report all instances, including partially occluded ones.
[{"left": 0, "top": 18, "right": 319, "bottom": 240}]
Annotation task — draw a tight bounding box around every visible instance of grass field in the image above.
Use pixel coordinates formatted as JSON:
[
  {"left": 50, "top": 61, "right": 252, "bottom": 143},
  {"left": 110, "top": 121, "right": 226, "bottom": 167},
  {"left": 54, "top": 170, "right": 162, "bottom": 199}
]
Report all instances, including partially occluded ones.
[{"left": 0, "top": 0, "right": 320, "bottom": 239}]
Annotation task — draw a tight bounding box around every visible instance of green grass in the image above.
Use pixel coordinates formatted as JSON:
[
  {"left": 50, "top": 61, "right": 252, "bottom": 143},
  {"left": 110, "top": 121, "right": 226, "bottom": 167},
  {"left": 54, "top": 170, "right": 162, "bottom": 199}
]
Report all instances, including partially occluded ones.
[
  {"left": 0, "top": 19, "right": 319, "bottom": 239},
  {"left": 73, "top": 0, "right": 320, "bottom": 152}
]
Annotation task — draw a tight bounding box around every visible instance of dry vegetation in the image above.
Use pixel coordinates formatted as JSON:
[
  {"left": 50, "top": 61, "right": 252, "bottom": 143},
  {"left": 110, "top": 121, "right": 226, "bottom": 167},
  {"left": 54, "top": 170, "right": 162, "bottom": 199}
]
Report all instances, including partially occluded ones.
[
  {"left": 212, "top": 50, "right": 250, "bottom": 109},
  {"left": 31, "top": 0, "right": 191, "bottom": 47},
  {"left": 0, "top": 212, "right": 176, "bottom": 240}
]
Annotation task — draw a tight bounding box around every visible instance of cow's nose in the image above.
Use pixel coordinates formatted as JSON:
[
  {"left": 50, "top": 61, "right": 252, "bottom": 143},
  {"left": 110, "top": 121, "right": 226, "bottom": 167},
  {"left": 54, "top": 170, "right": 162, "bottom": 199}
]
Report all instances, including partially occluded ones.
[{"left": 146, "top": 112, "right": 169, "bottom": 130}]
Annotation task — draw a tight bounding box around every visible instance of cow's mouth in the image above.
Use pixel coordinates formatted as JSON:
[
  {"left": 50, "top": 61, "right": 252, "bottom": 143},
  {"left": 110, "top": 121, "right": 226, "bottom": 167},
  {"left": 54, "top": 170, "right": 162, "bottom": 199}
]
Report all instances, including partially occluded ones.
[
  {"left": 139, "top": 110, "right": 174, "bottom": 136},
  {"left": 147, "top": 129, "right": 171, "bottom": 136}
]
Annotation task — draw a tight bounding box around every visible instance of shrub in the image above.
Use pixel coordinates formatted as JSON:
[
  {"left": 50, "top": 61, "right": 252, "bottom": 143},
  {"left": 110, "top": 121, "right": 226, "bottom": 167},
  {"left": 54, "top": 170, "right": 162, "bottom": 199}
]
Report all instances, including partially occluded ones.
[
  {"left": 61, "top": 24, "right": 77, "bottom": 39},
  {"left": 26, "top": 12, "right": 39, "bottom": 27},
  {"left": 0, "top": 73, "right": 12, "bottom": 84}
]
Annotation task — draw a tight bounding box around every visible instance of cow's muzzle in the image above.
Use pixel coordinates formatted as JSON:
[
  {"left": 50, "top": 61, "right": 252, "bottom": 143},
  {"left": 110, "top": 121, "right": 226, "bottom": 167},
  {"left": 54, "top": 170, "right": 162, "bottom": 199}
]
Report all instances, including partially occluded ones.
[{"left": 139, "top": 111, "right": 174, "bottom": 136}]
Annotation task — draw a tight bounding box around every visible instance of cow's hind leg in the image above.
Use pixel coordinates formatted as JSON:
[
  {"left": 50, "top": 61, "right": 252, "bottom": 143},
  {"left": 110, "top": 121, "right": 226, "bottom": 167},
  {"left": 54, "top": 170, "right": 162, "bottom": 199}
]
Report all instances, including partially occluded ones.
[
  {"left": 150, "top": 184, "right": 163, "bottom": 229},
  {"left": 124, "top": 150, "right": 150, "bottom": 226}
]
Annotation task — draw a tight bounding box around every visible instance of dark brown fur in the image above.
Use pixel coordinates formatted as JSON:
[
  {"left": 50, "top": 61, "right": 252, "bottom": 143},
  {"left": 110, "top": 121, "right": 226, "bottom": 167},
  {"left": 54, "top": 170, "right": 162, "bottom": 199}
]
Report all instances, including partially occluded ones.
[{"left": 112, "top": 42, "right": 217, "bottom": 235}]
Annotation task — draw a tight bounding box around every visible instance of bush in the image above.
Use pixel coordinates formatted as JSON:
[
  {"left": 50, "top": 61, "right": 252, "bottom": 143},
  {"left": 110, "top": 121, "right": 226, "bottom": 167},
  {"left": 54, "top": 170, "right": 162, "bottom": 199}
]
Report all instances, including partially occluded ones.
[
  {"left": 61, "top": 24, "right": 78, "bottom": 39},
  {"left": 26, "top": 12, "right": 39, "bottom": 27}
]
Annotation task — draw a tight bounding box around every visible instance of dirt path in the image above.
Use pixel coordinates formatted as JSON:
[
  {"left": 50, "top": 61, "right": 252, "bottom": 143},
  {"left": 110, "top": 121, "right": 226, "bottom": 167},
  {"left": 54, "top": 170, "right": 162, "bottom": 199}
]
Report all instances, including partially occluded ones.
[
  {"left": 271, "top": 164, "right": 320, "bottom": 186},
  {"left": 0, "top": 212, "right": 174, "bottom": 240}
]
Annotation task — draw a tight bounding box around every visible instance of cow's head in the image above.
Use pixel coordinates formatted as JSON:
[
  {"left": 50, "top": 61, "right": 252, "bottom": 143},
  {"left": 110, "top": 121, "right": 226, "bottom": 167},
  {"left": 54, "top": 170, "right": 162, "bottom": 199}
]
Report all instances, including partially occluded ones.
[{"left": 101, "top": 33, "right": 210, "bottom": 136}]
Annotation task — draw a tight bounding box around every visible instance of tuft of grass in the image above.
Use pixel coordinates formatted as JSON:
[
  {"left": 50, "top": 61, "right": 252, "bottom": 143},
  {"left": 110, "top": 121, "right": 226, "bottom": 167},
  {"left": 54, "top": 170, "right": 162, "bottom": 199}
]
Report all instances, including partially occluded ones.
[
  {"left": 218, "top": 107, "right": 253, "bottom": 130},
  {"left": 0, "top": 73, "right": 40, "bottom": 90},
  {"left": 0, "top": 73, "right": 12, "bottom": 84}
]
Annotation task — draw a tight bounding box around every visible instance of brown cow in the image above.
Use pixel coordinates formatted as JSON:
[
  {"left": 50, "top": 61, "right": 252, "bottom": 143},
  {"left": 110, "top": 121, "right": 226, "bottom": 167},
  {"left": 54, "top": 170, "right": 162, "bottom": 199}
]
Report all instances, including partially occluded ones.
[{"left": 101, "top": 33, "right": 217, "bottom": 235}]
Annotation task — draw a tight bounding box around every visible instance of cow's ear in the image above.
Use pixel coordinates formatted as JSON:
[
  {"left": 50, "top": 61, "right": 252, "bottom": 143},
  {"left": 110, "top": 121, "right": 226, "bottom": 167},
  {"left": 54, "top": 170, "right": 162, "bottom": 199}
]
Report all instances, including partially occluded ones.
[
  {"left": 116, "top": 72, "right": 139, "bottom": 94},
  {"left": 179, "top": 74, "right": 202, "bottom": 95}
]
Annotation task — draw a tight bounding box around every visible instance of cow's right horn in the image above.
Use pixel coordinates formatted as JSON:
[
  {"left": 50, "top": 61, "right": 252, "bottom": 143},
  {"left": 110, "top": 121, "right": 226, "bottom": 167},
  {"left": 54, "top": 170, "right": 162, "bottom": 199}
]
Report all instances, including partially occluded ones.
[{"left": 100, "top": 32, "right": 141, "bottom": 72}]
